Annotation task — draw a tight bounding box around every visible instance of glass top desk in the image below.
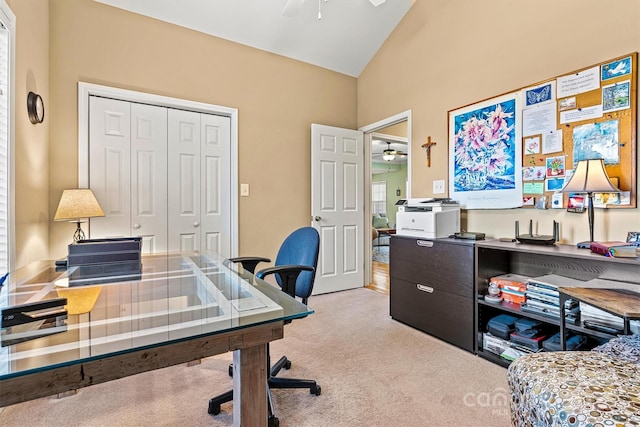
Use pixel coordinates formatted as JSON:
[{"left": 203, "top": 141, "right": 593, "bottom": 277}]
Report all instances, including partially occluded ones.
[{"left": 0, "top": 252, "right": 313, "bottom": 426}]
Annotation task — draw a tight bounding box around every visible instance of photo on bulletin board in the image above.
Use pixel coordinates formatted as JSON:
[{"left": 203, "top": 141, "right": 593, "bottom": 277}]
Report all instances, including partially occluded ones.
[
  {"left": 572, "top": 120, "right": 620, "bottom": 167},
  {"left": 626, "top": 231, "right": 640, "bottom": 246},
  {"left": 567, "top": 194, "right": 585, "bottom": 213},
  {"left": 448, "top": 91, "right": 523, "bottom": 209},
  {"left": 545, "top": 156, "right": 565, "bottom": 177}
]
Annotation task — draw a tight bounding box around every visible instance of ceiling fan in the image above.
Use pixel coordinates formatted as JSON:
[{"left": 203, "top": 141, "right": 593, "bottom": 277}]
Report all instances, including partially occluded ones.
[
  {"left": 374, "top": 142, "right": 407, "bottom": 162},
  {"left": 283, "top": 0, "right": 386, "bottom": 18}
]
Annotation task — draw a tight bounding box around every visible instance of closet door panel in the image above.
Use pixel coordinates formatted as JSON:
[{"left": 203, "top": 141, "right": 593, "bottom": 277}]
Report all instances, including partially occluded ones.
[
  {"left": 89, "top": 96, "right": 131, "bottom": 239},
  {"left": 131, "top": 103, "right": 168, "bottom": 253},
  {"left": 168, "top": 109, "right": 201, "bottom": 252},
  {"left": 201, "top": 114, "right": 231, "bottom": 256}
]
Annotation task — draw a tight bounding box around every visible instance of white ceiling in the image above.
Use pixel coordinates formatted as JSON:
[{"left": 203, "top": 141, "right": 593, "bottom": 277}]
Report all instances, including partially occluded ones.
[{"left": 95, "top": 0, "right": 414, "bottom": 77}]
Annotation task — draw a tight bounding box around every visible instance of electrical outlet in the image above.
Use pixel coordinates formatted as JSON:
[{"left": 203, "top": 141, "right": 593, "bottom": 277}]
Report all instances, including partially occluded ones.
[
  {"left": 433, "top": 180, "right": 445, "bottom": 194},
  {"left": 240, "top": 183, "right": 250, "bottom": 197}
]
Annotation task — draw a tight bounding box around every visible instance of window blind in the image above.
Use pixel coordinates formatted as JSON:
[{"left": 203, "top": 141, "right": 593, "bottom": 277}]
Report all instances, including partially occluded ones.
[
  {"left": 0, "top": 22, "right": 8, "bottom": 274},
  {"left": 371, "top": 181, "right": 387, "bottom": 216}
]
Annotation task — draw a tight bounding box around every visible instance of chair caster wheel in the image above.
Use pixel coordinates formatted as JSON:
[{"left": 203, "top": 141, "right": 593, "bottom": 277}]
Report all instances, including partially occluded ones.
[
  {"left": 284, "top": 360, "right": 292, "bottom": 370},
  {"left": 268, "top": 415, "right": 280, "bottom": 427},
  {"left": 311, "top": 384, "right": 322, "bottom": 396},
  {"left": 208, "top": 401, "right": 221, "bottom": 415}
]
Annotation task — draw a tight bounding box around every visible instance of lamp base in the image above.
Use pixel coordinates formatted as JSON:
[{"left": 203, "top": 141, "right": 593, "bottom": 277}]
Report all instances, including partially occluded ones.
[
  {"left": 576, "top": 241, "right": 592, "bottom": 249},
  {"left": 73, "top": 221, "right": 86, "bottom": 243}
]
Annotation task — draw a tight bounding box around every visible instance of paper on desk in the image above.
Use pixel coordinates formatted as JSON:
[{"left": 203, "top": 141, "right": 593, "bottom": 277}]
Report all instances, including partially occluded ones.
[{"left": 231, "top": 297, "right": 267, "bottom": 312}]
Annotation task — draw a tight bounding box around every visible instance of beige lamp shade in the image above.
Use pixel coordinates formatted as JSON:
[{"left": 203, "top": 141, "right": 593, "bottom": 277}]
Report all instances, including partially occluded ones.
[
  {"left": 560, "top": 158, "right": 619, "bottom": 248},
  {"left": 54, "top": 189, "right": 105, "bottom": 221},
  {"left": 560, "top": 159, "right": 619, "bottom": 193}
]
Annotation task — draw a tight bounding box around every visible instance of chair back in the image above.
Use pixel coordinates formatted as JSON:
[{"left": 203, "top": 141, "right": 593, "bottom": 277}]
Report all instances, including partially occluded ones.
[{"left": 274, "top": 227, "right": 320, "bottom": 300}]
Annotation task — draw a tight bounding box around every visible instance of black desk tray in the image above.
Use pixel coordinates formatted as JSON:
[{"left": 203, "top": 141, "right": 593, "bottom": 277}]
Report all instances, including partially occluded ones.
[{"left": 68, "top": 237, "right": 142, "bottom": 267}]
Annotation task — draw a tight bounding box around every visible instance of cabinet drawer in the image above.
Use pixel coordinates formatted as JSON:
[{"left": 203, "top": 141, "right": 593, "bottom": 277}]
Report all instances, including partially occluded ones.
[
  {"left": 390, "top": 237, "right": 473, "bottom": 297},
  {"left": 390, "top": 277, "right": 474, "bottom": 352}
]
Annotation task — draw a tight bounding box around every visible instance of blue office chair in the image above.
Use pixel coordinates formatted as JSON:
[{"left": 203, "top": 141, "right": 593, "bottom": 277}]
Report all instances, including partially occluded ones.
[{"left": 208, "top": 226, "right": 322, "bottom": 427}]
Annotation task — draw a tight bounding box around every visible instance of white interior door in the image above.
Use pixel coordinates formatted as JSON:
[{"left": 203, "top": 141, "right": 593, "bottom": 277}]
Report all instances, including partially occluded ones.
[
  {"left": 164, "top": 109, "right": 231, "bottom": 255},
  {"left": 89, "top": 98, "right": 168, "bottom": 253},
  {"left": 130, "top": 103, "right": 168, "bottom": 252},
  {"left": 89, "top": 97, "right": 132, "bottom": 242},
  {"left": 168, "top": 108, "right": 201, "bottom": 252},
  {"left": 311, "top": 124, "right": 364, "bottom": 294},
  {"left": 200, "top": 113, "right": 232, "bottom": 256}
]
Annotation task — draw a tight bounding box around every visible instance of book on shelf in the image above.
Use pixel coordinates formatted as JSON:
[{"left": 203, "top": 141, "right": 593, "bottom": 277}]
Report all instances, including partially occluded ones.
[
  {"left": 608, "top": 245, "right": 639, "bottom": 258},
  {"left": 527, "top": 274, "right": 585, "bottom": 289},
  {"left": 490, "top": 273, "right": 529, "bottom": 292},
  {"left": 589, "top": 241, "right": 633, "bottom": 256}
]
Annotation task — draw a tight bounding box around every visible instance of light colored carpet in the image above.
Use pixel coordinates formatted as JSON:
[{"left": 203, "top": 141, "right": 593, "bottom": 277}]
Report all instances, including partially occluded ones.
[{"left": 0, "top": 288, "right": 511, "bottom": 427}]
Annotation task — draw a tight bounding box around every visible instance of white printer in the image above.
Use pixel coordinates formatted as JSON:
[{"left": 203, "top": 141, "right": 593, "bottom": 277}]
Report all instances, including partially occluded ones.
[{"left": 396, "top": 198, "right": 460, "bottom": 239}]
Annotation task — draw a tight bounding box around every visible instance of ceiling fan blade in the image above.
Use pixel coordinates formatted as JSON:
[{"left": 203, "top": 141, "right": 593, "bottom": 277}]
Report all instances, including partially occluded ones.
[
  {"left": 369, "top": 0, "right": 386, "bottom": 6},
  {"left": 282, "top": 0, "right": 306, "bottom": 17}
]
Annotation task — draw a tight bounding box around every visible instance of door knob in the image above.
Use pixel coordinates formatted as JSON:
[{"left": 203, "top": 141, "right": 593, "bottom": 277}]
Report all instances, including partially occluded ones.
[
  {"left": 193, "top": 221, "right": 200, "bottom": 228},
  {"left": 314, "top": 216, "right": 322, "bottom": 222},
  {"left": 133, "top": 223, "right": 141, "bottom": 229}
]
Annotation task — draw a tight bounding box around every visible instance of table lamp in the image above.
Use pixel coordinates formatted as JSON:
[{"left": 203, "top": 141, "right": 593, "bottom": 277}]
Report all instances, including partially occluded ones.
[
  {"left": 560, "top": 159, "right": 619, "bottom": 249},
  {"left": 54, "top": 189, "right": 105, "bottom": 242}
]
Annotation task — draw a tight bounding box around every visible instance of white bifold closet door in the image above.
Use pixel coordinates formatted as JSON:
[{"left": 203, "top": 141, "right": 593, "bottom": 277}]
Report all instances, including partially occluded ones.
[{"left": 88, "top": 96, "right": 231, "bottom": 256}]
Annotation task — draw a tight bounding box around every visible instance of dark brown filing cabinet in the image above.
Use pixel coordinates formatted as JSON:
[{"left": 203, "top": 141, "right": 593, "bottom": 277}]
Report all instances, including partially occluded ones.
[{"left": 389, "top": 235, "right": 475, "bottom": 352}]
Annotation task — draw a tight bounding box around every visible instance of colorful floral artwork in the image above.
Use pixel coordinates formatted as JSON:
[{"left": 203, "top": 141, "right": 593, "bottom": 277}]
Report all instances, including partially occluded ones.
[
  {"left": 452, "top": 99, "right": 517, "bottom": 192},
  {"left": 545, "top": 156, "right": 565, "bottom": 177}
]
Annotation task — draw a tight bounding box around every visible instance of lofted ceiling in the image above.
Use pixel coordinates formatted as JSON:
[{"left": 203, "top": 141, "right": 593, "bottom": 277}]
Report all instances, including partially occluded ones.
[{"left": 95, "top": 0, "right": 414, "bottom": 77}]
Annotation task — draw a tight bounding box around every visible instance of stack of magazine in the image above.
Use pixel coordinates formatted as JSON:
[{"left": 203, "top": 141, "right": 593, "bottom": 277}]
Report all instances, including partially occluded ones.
[{"left": 522, "top": 274, "right": 582, "bottom": 319}]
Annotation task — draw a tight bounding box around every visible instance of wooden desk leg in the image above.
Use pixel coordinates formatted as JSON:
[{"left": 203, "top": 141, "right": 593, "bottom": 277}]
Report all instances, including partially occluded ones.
[{"left": 233, "top": 344, "right": 268, "bottom": 427}]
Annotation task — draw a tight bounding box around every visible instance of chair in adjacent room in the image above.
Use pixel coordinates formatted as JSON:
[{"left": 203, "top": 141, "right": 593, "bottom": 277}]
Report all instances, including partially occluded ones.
[{"left": 208, "top": 226, "right": 322, "bottom": 427}]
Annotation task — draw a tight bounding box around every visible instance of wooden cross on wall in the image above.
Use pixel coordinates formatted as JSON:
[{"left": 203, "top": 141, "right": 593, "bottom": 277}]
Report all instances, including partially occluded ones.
[{"left": 421, "top": 136, "right": 437, "bottom": 167}]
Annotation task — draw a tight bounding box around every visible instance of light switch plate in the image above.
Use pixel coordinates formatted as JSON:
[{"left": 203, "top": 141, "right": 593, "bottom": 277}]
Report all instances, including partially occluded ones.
[
  {"left": 240, "top": 183, "right": 250, "bottom": 197},
  {"left": 433, "top": 180, "right": 445, "bottom": 194}
]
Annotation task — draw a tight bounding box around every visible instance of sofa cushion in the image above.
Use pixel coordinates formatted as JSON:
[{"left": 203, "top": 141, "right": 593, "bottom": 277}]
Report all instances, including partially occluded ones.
[
  {"left": 508, "top": 351, "right": 640, "bottom": 427},
  {"left": 372, "top": 214, "right": 388, "bottom": 229},
  {"left": 593, "top": 334, "right": 640, "bottom": 364}
]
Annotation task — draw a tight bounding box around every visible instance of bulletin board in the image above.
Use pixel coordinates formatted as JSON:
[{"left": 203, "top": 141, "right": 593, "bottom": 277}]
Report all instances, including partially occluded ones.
[
  {"left": 521, "top": 52, "right": 637, "bottom": 210},
  {"left": 448, "top": 52, "right": 637, "bottom": 210}
]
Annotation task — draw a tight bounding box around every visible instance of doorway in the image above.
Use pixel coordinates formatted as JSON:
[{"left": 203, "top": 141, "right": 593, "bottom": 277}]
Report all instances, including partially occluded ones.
[{"left": 360, "top": 111, "right": 411, "bottom": 293}]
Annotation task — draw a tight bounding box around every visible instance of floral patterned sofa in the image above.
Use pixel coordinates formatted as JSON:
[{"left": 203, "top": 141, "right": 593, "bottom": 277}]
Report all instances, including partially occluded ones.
[{"left": 507, "top": 334, "right": 640, "bottom": 426}]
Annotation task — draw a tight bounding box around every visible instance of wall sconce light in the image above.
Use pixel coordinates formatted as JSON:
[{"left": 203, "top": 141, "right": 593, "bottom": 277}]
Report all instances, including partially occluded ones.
[{"left": 27, "top": 91, "right": 45, "bottom": 124}]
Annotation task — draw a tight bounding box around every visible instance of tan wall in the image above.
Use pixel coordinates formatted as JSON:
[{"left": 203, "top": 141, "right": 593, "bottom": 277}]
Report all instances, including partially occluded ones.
[
  {"left": 359, "top": 0, "right": 640, "bottom": 244},
  {"left": 10, "top": 0, "right": 640, "bottom": 266},
  {"left": 9, "top": 0, "right": 50, "bottom": 268},
  {"left": 41, "top": 0, "right": 357, "bottom": 261}
]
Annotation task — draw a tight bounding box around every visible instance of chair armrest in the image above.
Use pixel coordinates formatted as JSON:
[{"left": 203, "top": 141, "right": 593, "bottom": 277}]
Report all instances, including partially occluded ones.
[
  {"left": 226, "top": 256, "right": 271, "bottom": 274},
  {"left": 256, "top": 265, "right": 315, "bottom": 299}
]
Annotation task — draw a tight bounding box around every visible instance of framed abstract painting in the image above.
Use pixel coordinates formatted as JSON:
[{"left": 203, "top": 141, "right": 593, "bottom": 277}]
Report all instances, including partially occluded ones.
[{"left": 448, "top": 91, "right": 523, "bottom": 209}]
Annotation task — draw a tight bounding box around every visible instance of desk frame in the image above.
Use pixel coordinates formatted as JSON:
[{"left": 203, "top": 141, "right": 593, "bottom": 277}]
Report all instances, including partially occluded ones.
[
  {"left": 1, "top": 321, "right": 283, "bottom": 427},
  {"left": 559, "top": 287, "right": 640, "bottom": 350}
]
